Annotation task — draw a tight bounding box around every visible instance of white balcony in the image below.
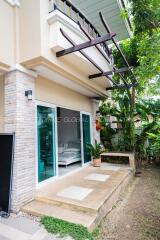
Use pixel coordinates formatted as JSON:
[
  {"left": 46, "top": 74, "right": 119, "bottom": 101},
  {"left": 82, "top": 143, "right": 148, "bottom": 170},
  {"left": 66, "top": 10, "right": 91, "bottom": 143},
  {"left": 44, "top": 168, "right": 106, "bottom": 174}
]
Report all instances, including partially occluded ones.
[{"left": 47, "top": 9, "right": 113, "bottom": 89}]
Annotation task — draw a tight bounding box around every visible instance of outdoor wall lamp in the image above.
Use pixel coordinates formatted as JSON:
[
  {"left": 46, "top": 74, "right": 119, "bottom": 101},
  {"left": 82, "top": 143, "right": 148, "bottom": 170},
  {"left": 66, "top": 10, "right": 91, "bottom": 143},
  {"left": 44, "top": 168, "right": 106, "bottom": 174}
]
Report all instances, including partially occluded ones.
[
  {"left": 96, "top": 111, "right": 101, "bottom": 117},
  {"left": 25, "top": 90, "right": 33, "bottom": 100}
]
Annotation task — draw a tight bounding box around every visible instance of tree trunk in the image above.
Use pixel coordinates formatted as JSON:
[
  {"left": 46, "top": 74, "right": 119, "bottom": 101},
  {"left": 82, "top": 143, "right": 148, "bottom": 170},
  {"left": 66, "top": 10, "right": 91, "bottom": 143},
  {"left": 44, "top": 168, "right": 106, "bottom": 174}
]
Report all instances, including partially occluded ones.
[
  {"left": 130, "top": 86, "right": 141, "bottom": 172},
  {"left": 130, "top": 86, "right": 136, "bottom": 152}
]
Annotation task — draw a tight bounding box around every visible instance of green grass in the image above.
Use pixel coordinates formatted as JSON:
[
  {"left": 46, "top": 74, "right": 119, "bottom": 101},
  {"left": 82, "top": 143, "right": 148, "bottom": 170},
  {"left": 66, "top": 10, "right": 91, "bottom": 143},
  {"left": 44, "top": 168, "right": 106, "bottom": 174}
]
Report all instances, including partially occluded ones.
[{"left": 41, "top": 216, "right": 94, "bottom": 240}]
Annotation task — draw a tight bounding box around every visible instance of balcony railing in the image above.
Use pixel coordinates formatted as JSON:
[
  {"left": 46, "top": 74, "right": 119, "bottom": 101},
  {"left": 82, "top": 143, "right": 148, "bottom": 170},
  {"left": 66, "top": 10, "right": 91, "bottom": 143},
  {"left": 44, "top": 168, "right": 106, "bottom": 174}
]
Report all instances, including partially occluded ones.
[{"left": 49, "top": 0, "right": 110, "bottom": 56}]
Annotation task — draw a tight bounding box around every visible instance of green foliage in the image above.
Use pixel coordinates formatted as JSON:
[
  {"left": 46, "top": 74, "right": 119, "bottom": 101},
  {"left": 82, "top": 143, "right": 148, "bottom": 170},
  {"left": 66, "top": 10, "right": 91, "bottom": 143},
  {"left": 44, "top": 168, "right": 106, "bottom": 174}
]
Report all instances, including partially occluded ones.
[
  {"left": 87, "top": 143, "right": 105, "bottom": 159},
  {"left": 99, "top": 97, "right": 160, "bottom": 155},
  {"left": 113, "top": 38, "right": 139, "bottom": 69},
  {"left": 41, "top": 216, "right": 93, "bottom": 240},
  {"left": 128, "top": 0, "right": 160, "bottom": 35},
  {"left": 100, "top": 91, "right": 138, "bottom": 151},
  {"left": 100, "top": 124, "right": 117, "bottom": 150},
  {"left": 102, "top": 0, "right": 160, "bottom": 158},
  {"left": 120, "top": 9, "right": 128, "bottom": 19},
  {"left": 113, "top": 32, "right": 160, "bottom": 95},
  {"left": 99, "top": 93, "right": 131, "bottom": 125},
  {"left": 147, "top": 124, "right": 160, "bottom": 154},
  {"left": 113, "top": 1, "right": 160, "bottom": 95},
  {"left": 146, "top": 77, "right": 160, "bottom": 96},
  {"left": 135, "top": 121, "right": 158, "bottom": 159},
  {"left": 135, "top": 98, "right": 160, "bottom": 120},
  {"left": 136, "top": 29, "right": 160, "bottom": 83}
]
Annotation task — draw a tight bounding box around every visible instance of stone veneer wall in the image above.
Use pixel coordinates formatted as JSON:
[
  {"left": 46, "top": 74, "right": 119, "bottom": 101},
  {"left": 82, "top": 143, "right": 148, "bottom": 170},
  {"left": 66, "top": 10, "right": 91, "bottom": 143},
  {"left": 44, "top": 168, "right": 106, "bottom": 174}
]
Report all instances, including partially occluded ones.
[{"left": 4, "top": 70, "right": 36, "bottom": 212}]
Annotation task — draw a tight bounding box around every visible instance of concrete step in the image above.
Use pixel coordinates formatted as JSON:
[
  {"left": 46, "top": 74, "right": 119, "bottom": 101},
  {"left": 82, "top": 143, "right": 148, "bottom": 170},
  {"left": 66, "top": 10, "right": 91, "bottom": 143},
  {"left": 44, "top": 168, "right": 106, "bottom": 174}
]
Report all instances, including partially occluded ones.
[
  {"left": 35, "top": 170, "right": 131, "bottom": 215},
  {"left": 35, "top": 196, "right": 97, "bottom": 215},
  {"left": 22, "top": 170, "right": 132, "bottom": 230},
  {"left": 22, "top": 201, "right": 97, "bottom": 230}
]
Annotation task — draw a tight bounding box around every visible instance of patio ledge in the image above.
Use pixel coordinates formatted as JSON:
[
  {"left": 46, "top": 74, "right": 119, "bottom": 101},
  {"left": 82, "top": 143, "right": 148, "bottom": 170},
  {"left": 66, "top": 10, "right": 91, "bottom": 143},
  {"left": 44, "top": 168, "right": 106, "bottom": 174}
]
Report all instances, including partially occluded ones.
[{"left": 101, "top": 152, "right": 136, "bottom": 170}]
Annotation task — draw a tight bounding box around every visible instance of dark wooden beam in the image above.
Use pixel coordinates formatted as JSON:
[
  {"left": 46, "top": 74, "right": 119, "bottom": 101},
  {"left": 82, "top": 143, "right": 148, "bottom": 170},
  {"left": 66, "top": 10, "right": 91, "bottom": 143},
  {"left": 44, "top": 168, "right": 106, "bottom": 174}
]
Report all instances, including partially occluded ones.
[
  {"left": 114, "top": 67, "right": 130, "bottom": 74},
  {"left": 99, "top": 12, "right": 137, "bottom": 84},
  {"left": 89, "top": 71, "right": 112, "bottom": 79},
  {"left": 56, "top": 31, "right": 116, "bottom": 57},
  {"left": 89, "top": 67, "right": 130, "bottom": 79},
  {"left": 77, "top": 21, "right": 110, "bottom": 63},
  {"left": 58, "top": 29, "right": 119, "bottom": 87},
  {"left": 89, "top": 97, "right": 106, "bottom": 101},
  {"left": 58, "top": 28, "right": 104, "bottom": 73},
  {"left": 106, "top": 82, "right": 137, "bottom": 90},
  {"left": 77, "top": 21, "right": 131, "bottom": 88},
  {"left": 77, "top": 22, "right": 122, "bottom": 87},
  {"left": 78, "top": 20, "right": 130, "bottom": 88}
]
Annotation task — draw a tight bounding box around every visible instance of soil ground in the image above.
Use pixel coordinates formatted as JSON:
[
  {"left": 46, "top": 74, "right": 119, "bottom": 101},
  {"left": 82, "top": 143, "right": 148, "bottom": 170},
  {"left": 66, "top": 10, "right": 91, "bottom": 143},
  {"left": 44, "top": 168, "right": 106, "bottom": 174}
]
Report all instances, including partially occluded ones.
[{"left": 95, "top": 165, "right": 160, "bottom": 240}]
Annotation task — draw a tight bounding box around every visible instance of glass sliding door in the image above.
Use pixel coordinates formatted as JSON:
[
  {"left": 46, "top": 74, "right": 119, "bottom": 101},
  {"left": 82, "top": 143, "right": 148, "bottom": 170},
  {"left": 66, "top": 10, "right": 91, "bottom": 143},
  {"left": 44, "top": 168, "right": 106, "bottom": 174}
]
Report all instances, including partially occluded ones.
[
  {"left": 82, "top": 114, "right": 91, "bottom": 163},
  {"left": 37, "top": 105, "right": 56, "bottom": 183}
]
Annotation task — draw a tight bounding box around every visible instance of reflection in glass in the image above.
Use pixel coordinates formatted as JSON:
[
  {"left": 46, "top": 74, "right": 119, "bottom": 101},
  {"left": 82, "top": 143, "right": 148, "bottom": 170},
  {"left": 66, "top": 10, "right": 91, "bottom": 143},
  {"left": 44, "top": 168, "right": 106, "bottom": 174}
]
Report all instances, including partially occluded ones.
[
  {"left": 82, "top": 114, "right": 91, "bottom": 163},
  {"left": 37, "top": 105, "right": 56, "bottom": 182}
]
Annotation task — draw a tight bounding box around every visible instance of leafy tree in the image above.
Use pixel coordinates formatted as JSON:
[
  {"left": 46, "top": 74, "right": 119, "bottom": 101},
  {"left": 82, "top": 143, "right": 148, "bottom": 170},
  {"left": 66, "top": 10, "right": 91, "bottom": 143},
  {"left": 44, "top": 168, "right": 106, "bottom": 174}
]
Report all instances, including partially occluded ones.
[
  {"left": 104, "top": 0, "right": 160, "bottom": 159},
  {"left": 148, "top": 130, "right": 160, "bottom": 154},
  {"left": 147, "top": 123, "right": 160, "bottom": 164},
  {"left": 136, "top": 29, "right": 160, "bottom": 84},
  {"left": 114, "top": 0, "right": 160, "bottom": 91},
  {"left": 128, "top": 0, "right": 160, "bottom": 35},
  {"left": 100, "top": 96, "right": 160, "bottom": 162},
  {"left": 135, "top": 98, "right": 160, "bottom": 121}
]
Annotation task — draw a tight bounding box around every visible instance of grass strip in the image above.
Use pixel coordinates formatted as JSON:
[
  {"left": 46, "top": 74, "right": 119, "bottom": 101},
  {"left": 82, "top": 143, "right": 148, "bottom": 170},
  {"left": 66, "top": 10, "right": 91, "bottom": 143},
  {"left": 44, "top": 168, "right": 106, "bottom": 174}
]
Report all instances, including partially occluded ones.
[{"left": 41, "top": 216, "right": 94, "bottom": 240}]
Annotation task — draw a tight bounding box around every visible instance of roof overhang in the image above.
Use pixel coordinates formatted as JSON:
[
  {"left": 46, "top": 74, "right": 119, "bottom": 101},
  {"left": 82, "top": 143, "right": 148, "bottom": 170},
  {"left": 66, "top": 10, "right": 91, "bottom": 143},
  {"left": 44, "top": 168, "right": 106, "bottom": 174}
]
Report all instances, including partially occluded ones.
[{"left": 71, "top": 0, "right": 132, "bottom": 41}]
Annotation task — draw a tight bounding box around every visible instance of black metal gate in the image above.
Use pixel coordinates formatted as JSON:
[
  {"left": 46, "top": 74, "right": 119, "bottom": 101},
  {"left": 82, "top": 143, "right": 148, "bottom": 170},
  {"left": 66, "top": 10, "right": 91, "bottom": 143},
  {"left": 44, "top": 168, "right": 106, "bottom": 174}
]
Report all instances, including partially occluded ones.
[{"left": 0, "top": 133, "right": 14, "bottom": 217}]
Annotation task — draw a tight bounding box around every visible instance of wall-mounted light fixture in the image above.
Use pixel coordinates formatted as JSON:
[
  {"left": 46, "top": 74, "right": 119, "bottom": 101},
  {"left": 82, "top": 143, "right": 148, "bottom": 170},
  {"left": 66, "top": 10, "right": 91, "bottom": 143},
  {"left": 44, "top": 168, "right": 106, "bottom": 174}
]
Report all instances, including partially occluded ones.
[
  {"left": 96, "top": 111, "right": 100, "bottom": 117},
  {"left": 25, "top": 90, "right": 33, "bottom": 100}
]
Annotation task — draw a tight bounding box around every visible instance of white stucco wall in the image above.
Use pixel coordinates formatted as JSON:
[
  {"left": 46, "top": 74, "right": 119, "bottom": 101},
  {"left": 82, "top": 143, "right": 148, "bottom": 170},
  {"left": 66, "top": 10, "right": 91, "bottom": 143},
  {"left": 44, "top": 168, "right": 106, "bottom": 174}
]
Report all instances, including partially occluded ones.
[
  {"left": 0, "top": 0, "right": 14, "bottom": 66},
  {"left": 36, "top": 76, "right": 92, "bottom": 113},
  {"left": 0, "top": 75, "right": 4, "bottom": 132}
]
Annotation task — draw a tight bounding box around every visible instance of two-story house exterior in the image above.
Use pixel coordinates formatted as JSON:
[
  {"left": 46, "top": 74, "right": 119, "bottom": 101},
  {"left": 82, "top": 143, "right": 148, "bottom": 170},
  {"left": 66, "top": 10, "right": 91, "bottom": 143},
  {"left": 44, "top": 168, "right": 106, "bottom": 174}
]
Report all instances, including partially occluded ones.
[{"left": 0, "top": 0, "right": 131, "bottom": 212}]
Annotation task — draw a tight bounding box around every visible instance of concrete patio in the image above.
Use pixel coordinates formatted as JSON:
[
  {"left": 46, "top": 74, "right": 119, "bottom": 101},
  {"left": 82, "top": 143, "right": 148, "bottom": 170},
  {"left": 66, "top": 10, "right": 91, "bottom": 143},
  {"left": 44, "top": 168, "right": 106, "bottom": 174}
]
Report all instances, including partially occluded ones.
[{"left": 22, "top": 163, "right": 134, "bottom": 230}]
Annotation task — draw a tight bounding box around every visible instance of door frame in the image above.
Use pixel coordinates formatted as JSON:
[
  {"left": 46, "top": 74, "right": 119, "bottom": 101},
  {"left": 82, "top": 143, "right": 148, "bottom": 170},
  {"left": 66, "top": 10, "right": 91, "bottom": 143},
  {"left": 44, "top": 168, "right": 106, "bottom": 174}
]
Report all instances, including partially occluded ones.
[
  {"left": 80, "top": 111, "right": 93, "bottom": 166},
  {"left": 35, "top": 101, "right": 58, "bottom": 188},
  {"left": 56, "top": 106, "right": 83, "bottom": 170},
  {"left": 35, "top": 101, "right": 93, "bottom": 187}
]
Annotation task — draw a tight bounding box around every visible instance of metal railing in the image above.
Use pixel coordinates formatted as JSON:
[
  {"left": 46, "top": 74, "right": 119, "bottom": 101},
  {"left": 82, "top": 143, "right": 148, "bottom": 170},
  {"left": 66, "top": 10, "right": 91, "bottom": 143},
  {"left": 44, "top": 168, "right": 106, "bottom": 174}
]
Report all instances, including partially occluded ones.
[{"left": 49, "top": 0, "right": 110, "bottom": 55}]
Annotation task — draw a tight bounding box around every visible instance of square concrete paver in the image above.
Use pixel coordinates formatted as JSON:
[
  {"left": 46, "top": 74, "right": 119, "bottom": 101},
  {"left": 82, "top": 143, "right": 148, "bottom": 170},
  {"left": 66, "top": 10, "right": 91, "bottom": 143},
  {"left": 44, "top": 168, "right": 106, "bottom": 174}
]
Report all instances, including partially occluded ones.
[
  {"left": 84, "top": 173, "right": 110, "bottom": 182},
  {"left": 101, "top": 163, "right": 121, "bottom": 171},
  {"left": 57, "top": 186, "right": 94, "bottom": 200}
]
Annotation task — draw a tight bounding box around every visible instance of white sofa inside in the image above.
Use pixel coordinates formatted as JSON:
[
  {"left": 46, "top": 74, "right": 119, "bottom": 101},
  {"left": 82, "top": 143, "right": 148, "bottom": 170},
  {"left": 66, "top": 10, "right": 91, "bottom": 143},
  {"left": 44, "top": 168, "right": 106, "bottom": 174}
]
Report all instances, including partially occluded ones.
[{"left": 58, "top": 143, "right": 81, "bottom": 167}]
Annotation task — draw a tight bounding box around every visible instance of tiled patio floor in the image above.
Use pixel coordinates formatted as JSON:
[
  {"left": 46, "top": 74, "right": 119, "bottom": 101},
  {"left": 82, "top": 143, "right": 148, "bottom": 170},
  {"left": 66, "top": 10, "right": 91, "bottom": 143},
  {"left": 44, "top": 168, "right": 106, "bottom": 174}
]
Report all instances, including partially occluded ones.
[{"left": 22, "top": 163, "right": 133, "bottom": 230}]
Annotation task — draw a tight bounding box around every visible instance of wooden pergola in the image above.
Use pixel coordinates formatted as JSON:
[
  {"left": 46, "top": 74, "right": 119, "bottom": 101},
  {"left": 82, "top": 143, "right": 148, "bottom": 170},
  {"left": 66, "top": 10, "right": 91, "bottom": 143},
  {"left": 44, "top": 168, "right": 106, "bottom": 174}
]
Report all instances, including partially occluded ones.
[{"left": 56, "top": 12, "right": 137, "bottom": 91}]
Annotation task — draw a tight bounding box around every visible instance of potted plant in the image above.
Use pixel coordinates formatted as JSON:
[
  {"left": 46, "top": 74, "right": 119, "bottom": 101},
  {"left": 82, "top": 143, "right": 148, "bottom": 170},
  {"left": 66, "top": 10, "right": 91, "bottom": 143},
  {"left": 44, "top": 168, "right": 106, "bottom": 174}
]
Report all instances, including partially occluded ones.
[{"left": 87, "top": 143, "right": 105, "bottom": 167}]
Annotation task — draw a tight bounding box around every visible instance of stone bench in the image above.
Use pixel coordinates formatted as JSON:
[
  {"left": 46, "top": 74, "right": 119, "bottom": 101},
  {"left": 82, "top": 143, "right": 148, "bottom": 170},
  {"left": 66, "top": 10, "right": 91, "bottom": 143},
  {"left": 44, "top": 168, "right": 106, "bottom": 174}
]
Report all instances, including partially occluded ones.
[{"left": 101, "top": 152, "right": 136, "bottom": 170}]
